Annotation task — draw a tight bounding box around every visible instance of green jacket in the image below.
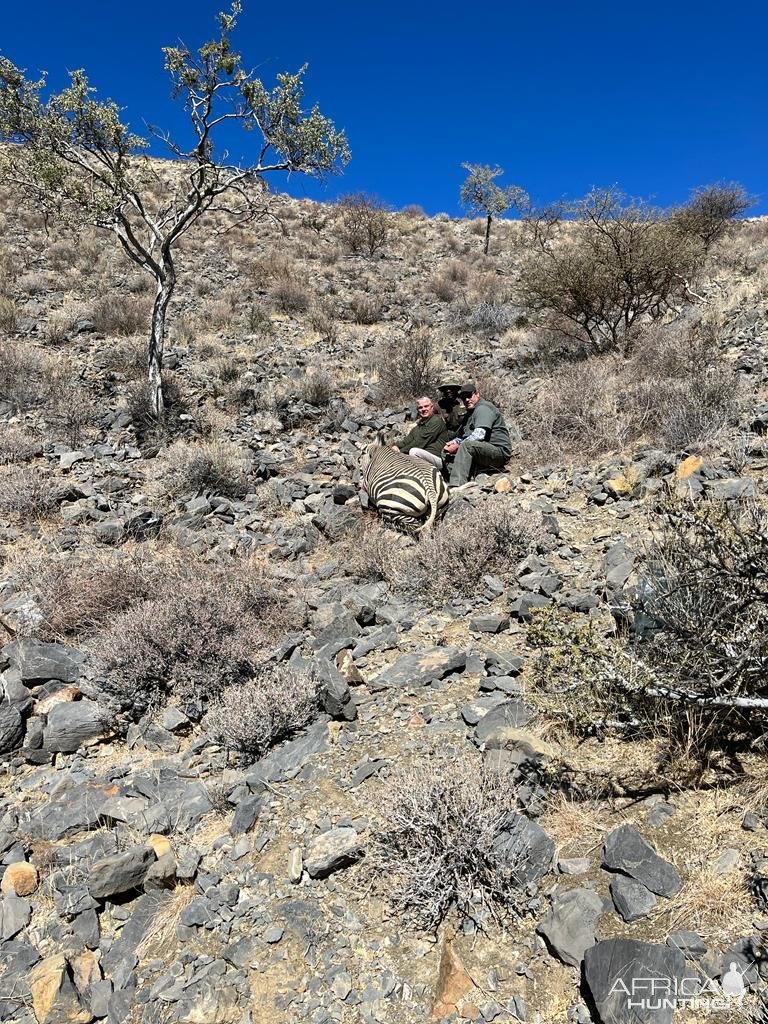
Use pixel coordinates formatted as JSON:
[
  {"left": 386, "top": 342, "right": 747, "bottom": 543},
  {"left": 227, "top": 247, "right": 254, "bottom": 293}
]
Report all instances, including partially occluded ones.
[
  {"left": 396, "top": 413, "right": 451, "bottom": 457},
  {"left": 456, "top": 398, "right": 511, "bottom": 457}
]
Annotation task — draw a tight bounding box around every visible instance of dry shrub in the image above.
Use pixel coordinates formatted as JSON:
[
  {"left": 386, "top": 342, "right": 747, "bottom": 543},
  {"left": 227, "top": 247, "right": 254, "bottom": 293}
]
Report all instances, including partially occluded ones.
[
  {"left": 0, "top": 342, "right": 47, "bottom": 412},
  {"left": 308, "top": 302, "right": 338, "bottom": 343},
  {"left": 0, "top": 428, "right": 41, "bottom": 465},
  {"left": 123, "top": 374, "right": 188, "bottom": 441},
  {"left": 163, "top": 439, "right": 252, "bottom": 499},
  {"left": 243, "top": 303, "right": 275, "bottom": 337},
  {"left": 103, "top": 336, "right": 146, "bottom": 376},
  {"left": 371, "top": 750, "right": 527, "bottom": 930},
  {"left": 204, "top": 666, "right": 320, "bottom": 761},
  {"left": 350, "top": 293, "right": 382, "bottom": 324},
  {"left": 300, "top": 368, "right": 333, "bottom": 407},
  {"left": 374, "top": 327, "right": 440, "bottom": 404},
  {"left": 0, "top": 295, "right": 18, "bottom": 333},
  {"left": 520, "top": 320, "right": 740, "bottom": 465},
  {"left": 45, "top": 367, "right": 97, "bottom": 447},
  {"left": 351, "top": 500, "right": 543, "bottom": 604},
  {"left": 0, "top": 467, "right": 61, "bottom": 521},
  {"left": 92, "top": 566, "right": 289, "bottom": 721},
  {"left": 44, "top": 301, "right": 91, "bottom": 344},
  {"left": 201, "top": 296, "right": 236, "bottom": 331},
  {"left": 91, "top": 293, "right": 147, "bottom": 336},
  {"left": 213, "top": 355, "right": 241, "bottom": 383},
  {"left": 530, "top": 500, "right": 768, "bottom": 764},
  {"left": 171, "top": 312, "right": 198, "bottom": 347},
  {"left": 428, "top": 270, "right": 457, "bottom": 302},
  {"left": 465, "top": 301, "right": 515, "bottom": 335},
  {"left": 270, "top": 278, "right": 310, "bottom": 313},
  {"left": 336, "top": 193, "right": 389, "bottom": 256},
  {"left": 624, "top": 321, "right": 740, "bottom": 450},
  {"left": 397, "top": 500, "right": 543, "bottom": 603},
  {"left": 14, "top": 550, "right": 159, "bottom": 640}
]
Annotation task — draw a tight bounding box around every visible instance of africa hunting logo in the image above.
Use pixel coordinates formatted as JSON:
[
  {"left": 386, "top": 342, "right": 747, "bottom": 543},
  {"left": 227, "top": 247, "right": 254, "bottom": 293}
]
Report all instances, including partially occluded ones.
[{"left": 609, "top": 962, "right": 746, "bottom": 1012}]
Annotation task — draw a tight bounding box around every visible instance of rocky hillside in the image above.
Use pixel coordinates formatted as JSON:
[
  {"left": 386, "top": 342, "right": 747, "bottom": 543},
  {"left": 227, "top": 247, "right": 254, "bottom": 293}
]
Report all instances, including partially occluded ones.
[{"left": 0, "top": 186, "right": 767, "bottom": 1024}]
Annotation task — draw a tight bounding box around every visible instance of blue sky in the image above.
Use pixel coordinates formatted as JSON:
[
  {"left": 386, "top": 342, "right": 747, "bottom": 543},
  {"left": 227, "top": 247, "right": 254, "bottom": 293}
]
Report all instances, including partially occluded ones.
[{"left": 3, "top": 0, "right": 767, "bottom": 215}]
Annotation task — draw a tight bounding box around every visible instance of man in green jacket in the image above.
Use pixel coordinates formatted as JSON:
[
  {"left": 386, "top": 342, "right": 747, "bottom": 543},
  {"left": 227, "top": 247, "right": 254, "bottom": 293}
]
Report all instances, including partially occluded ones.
[
  {"left": 443, "top": 381, "right": 511, "bottom": 488},
  {"left": 392, "top": 396, "right": 451, "bottom": 469}
]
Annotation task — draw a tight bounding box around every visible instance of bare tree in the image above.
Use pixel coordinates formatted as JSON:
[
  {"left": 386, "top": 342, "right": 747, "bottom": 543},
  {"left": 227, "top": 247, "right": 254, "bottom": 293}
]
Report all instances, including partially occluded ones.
[
  {"left": 518, "top": 188, "right": 720, "bottom": 355},
  {"left": 0, "top": 2, "right": 349, "bottom": 418},
  {"left": 459, "top": 163, "right": 528, "bottom": 255},
  {"left": 336, "top": 192, "right": 389, "bottom": 256},
  {"left": 670, "top": 182, "right": 752, "bottom": 250}
]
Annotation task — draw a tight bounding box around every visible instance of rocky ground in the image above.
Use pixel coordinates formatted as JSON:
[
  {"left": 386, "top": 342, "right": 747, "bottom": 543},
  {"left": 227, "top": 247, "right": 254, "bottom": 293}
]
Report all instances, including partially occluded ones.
[{"left": 1, "top": 191, "right": 767, "bottom": 1024}]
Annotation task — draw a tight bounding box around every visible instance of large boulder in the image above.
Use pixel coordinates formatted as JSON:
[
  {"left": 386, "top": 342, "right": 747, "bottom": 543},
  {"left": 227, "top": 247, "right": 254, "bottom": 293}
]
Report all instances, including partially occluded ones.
[
  {"left": 602, "top": 824, "right": 682, "bottom": 897},
  {"left": 87, "top": 844, "right": 155, "bottom": 900},
  {"left": 1, "top": 640, "right": 85, "bottom": 685},
  {"left": 29, "top": 954, "right": 91, "bottom": 1024},
  {"left": 43, "top": 699, "right": 104, "bottom": 753},
  {"left": 583, "top": 938, "right": 686, "bottom": 1024},
  {"left": 537, "top": 887, "right": 604, "bottom": 966}
]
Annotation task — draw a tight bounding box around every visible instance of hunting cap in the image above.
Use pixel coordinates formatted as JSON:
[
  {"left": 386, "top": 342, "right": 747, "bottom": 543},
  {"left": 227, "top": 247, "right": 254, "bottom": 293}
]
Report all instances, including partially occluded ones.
[
  {"left": 438, "top": 370, "right": 463, "bottom": 390},
  {"left": 459, "top": 380, "right": 478, "bottom": 396}
]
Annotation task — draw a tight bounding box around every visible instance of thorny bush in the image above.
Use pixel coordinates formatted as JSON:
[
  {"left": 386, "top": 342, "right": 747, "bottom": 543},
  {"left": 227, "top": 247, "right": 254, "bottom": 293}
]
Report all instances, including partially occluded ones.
[
  {"left": 529, "top": 500, "right": 768, "bottom": 761},
  {"left": 371, "top": 751, "right": 532, "bottom": 931}
]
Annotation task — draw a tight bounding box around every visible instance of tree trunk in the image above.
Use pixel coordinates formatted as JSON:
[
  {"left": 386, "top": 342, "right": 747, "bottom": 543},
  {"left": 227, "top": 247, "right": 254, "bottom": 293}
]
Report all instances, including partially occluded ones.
[
  {"left": 484, "top": 214, "right": 492, "bottom": 255},
  {"left": 148, "top": 266, "right": 176, "bottom": 420}
]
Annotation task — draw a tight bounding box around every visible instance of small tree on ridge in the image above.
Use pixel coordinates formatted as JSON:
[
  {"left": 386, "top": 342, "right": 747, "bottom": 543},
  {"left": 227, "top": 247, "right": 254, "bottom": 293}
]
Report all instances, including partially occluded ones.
[{"left": 460, "top": 163, "right": 528, "bottom": 255}]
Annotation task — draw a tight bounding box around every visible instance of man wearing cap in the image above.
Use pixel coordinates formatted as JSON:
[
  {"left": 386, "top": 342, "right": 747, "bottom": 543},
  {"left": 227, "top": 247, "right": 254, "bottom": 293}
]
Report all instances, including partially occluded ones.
[
  {"left": 437, "top": 376, "right": 467, "bottom": 434},
  {"left": 443, "top": 382, "right": 511, "bottom": 488},
  {"left": 391, "top": 395, "right": 451, "bottom": 469}
]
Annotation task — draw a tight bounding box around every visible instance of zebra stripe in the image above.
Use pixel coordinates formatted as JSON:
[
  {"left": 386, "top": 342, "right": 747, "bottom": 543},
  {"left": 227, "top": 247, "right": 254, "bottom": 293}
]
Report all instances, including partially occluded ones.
[{"left": 361, "top": 444, "right": 449, "bottom": 533}]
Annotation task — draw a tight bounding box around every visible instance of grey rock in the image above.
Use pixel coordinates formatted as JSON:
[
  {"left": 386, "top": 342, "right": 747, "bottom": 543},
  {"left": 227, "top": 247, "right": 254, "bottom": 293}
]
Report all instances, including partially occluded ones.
[
  {"left": 509, "top": 593, "right": 551, "bottom": 621},
  {"left": 583, "top": 938, "right": 686, "bottom": 1024},
  {"left": 610, "top": 876, "right": 657, "bottom": 922},
  {"left": 1, "top": 640, "right": 85, "bottom": 684},
  {"left": 0, "top": 893, "right": 31, "bottom": 940},
  {"left": 144, "top": 853, "right": 177, "bottom": 891},
  {"left": 25, "top": 783, "right": 109, "bottom": 840},
  {"left": 304, "top": 827, "right": 364, "bottom": 879},
  {"left": 492, "top": 813, "right": 554, "bottom": 885},
  {"left": 470, "top": 613, "right": 510, "bottom": 634},
  {"left": 537, "top": 887, "right": 603, "bottom": 966},
  {"left": 602, "top": 824, "right": 682, "bottom": 897},
  {"left": 558, "top": 857, "right": 592, "bottom": 875},
  {"left": 230, "top": 795, "right": 262, "bottom": 836},
  {"left": 87, "top": 844, "right": 155, "bottom": 899},
  {"left": 53, "top": 882, "right": 98, "bottom": 917},
  {"left": 461, "top": 693, "right": 508, "bottom": 726},
  {"left": 43, "top": 699, "right": 103, "bottom": 753},
  {"left": 246, "top": 717, "right": 330, "bottom": 786},
  {"left": 474, "top": 700, "right": 532, "bottom": 746},
  {"left": 667, "top": 931, "right": 707, "bottom": 957},
  {"left": 370, "top": 647, "right": 466, "bottom": 691},
  {"left": 0, "top": 705, "right": 24, "bottom": 754},
  {"left": 331, "top": 969, "right": 352, "bottom": 1000},
  {"left": 704, "top": 478, "right": 757, "bottom": 500}
]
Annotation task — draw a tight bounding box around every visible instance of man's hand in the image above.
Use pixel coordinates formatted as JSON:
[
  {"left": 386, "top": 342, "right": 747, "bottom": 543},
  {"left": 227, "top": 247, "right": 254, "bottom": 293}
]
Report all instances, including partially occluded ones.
[
  {"left": 444, "top": 440, "right": 459, "bottom": 455},
  {"left": 391, "top": 445, "right": 400, "bottom": 451}
]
